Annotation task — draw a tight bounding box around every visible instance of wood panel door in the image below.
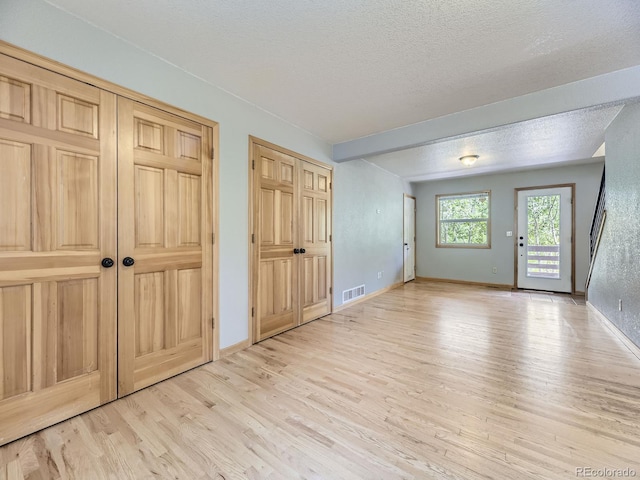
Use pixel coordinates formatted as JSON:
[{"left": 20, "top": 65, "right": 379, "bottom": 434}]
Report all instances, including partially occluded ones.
[
  {"left": 0, "top": 54, "right": 117, "bottom": 444},
  {"left": 117, "top": 98, "right": 214, "bottom": 396},
  {"left": 300, "top": 161, "right": 332, "bottom": 323},
  {"left": 254, "top": 145, "right": 298, "bottom": 340},
  {"left": 252, "top": 141, "right": 332, "bottom": 341}
]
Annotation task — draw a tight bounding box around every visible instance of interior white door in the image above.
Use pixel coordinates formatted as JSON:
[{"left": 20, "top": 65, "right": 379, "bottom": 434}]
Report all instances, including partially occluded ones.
[
  {"left": 403, "top": 194, "right": 416, "bottom": 282},
  {"left": 517, "top": 186, "right": 572, "bottom": 292}
]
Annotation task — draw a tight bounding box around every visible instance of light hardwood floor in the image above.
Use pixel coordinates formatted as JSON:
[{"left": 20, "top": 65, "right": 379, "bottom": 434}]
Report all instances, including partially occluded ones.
[{"left": 2, "top": 281, "right": 639, "bottom": 479}]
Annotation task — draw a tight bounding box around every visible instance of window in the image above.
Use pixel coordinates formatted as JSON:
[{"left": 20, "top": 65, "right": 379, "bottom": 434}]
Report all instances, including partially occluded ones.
[{"left": 437, "top": 191, "right": 491, "bottom": 248}]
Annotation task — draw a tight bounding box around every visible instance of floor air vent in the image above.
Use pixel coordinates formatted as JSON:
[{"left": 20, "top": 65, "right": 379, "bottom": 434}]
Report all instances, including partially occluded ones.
[{"left": 342, "top": 285, "right": 365, "bottom": 304}]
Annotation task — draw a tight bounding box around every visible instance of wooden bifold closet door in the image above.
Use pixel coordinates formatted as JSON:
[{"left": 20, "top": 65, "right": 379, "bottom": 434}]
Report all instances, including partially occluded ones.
[
  {"left": 0, "top": 49, "right": 216, "bottom": 445},
  {"left": 252, "top": 141, "right": 332, "bottom": 341},
  {"left": 117, "top": 98, "right": 214, "bottom": 396},
  {"left": 0, "top": 53, "right": 117, "bottom": 445}
]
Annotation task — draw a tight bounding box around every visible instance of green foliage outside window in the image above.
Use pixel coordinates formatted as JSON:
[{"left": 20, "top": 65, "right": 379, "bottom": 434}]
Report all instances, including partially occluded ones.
[
  {"left": 437, "top": 192, "right": 490, "bottom": 247},
  {"left": 527, "top": 194, "right": 560, "bottom": 246},
  {"left": 526, "top": 193, "right": 561, "bottom": 278}
]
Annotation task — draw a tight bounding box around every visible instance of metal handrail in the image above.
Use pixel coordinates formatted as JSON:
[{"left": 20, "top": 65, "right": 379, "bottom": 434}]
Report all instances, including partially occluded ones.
[{"left": 590, "top": 168, "right": 606, "bottom": 261}]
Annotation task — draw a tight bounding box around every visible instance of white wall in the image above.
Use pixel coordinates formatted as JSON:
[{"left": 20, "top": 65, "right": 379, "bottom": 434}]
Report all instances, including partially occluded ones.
[
  {"left": 333, "top": 160, "right": 413, "bottom": 307},
  {"left": 413, "top": 162, "right": 604, "bottom": 291},
  {"left": 0, "top": 0, "right": 332, "bottom": 349},
  {"left": 588, "top": 102, "right": 640, "bottom": 347}
]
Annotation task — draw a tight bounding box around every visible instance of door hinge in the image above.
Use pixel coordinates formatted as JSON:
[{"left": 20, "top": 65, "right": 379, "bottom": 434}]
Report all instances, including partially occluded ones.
[
  {"left": 329, "top": 287, "right": 332, "bottom": 294},
  {"left": 212, "top": 232, "right": 216, "bottom": 244},
  {"left": 211, "top": 317, "right": 215, "bottom": 329},
  {"left": 252, "top": 233, "right": 255, "bottom": 243},
  {"left": 251, "top": 307, "right": 255, "bottom": 317},
  {"left": 330, "top": 182, "right": 332, "bottom": 190},
  {"left": 211, "top": 147, "right": 215, "bottom": 160},
  {"left": 329, "top": 234, "right": 332, "bottom": 242},
  {"left": 252, "top": 159, "right": 255, "bottom": 170}
]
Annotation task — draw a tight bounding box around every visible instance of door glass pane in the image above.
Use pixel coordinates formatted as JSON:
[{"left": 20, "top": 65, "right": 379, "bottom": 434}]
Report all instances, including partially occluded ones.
[{"left": 526, "top": 194, "right": 560, "bottom": 279}]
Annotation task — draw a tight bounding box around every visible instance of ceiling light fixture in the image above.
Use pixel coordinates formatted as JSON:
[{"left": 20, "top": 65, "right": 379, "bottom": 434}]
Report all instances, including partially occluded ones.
[{"left": 459, "top": 155, "right": 479, "bottom": 167}]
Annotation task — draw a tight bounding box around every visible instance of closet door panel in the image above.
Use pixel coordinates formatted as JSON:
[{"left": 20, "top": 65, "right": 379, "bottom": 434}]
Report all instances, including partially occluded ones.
[
  {"left": 300, "top": 161, "right": 332, "bottom": 324},
  {"left": 0, "top": 139, "right": 31, "bottom": 251},
  {"left": 0, "top": 284, "right": 31, "bottom": 400},
  {"left": 254, "top": 146, "right": 298, "bottom": 340},
  {"left": 258, "top": 257, "right": 295, "bottom": 337},
  {"left": 118, "top": 98, "right": 213, "bottom": 396},
  {"left": 252, "top": 142, "right": 333, "bottom": 341},
  {"left": 0, "top": 55, "right": 117, "bottom": 446}
]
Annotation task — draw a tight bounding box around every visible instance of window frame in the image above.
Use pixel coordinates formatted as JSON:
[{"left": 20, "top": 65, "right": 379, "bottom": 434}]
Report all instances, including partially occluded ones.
[{"left": 436, "top": 190, "right": 491, "bottom": 249}]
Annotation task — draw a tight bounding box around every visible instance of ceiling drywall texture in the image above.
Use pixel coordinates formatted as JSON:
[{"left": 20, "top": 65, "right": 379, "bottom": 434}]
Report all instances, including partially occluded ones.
[
  {"left": 43, "top": 0, "right": 640, "bottom": 144},
  {"left": 366, "top": 104, "right": 624, "bottom": 181}
]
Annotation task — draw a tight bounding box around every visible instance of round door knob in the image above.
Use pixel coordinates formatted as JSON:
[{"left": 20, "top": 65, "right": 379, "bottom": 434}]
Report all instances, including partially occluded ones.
[
  {"left": 293, "top": 248, "right": 300, "bottom": 254},
  {"left": 101, "top": 258, "right": 114, "bottom": 268},
  {"left": 300, "top": 248, "right": 306, "bottom": 254},
  {"left": 122, "top": 257, "right": 135, "bottom": 267}
]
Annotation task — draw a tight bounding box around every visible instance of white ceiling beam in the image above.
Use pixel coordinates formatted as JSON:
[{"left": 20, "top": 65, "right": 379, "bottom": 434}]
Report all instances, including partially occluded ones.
[{"left": 332, "top": 65, "right": 640, "bottom": 162}]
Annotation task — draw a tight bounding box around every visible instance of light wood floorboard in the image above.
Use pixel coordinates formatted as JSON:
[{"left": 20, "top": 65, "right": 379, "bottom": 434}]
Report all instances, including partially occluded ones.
[{"left": 1, "top": 281, "right": 639, "bottom": 479}]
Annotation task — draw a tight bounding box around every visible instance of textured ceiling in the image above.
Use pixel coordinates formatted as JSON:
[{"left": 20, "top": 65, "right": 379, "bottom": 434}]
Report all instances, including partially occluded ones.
[
  {"left": 366, "top": 104, "right": 622, "bottom": 181},
  {"left": 44, "top": 0, "right": 640, "bottom": 144}
]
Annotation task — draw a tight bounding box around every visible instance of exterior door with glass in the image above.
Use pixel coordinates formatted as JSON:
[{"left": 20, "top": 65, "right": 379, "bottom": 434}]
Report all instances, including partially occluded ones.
[{"left": 516, "top": 186, "right": 573, "bottom": 293}]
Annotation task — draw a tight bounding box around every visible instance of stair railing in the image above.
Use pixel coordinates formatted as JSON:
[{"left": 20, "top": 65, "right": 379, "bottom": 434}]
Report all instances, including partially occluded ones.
[{"left": 586, "top": 167, "right": 606, "bottom": 291}]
